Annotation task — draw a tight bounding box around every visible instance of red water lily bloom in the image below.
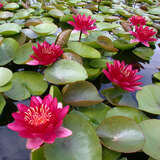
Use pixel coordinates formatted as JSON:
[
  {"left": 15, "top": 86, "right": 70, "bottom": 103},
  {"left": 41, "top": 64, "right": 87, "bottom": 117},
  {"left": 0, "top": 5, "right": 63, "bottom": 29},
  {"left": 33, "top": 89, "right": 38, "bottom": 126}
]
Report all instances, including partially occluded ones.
[
  {"left": 129, "top": 25, "right": 157, "bottom": 47},
  {"left": 27, "top": 41, "right": 63, "bottom": 66},
  {"left": 103, "top": 60, "right": 143, "bottom": 92},
  {"left": 129, "top": 15, "right": 146, "bottom": 26},
  {"left": 0, "top": 3, "right": 3, "bottom": 8},
  {"left": 8, "top": 94, "right": 72, "bottom": 150},
  {"left": 68, "top": 14, "right": 96, "bottom": 34}
]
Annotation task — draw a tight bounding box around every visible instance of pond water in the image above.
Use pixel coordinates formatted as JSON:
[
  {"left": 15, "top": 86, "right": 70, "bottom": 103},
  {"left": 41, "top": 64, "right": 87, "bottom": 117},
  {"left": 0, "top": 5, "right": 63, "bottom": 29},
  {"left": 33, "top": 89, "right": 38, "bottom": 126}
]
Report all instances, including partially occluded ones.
[{"left": 0, "top": 40, "right": 159, "bottom": 160}]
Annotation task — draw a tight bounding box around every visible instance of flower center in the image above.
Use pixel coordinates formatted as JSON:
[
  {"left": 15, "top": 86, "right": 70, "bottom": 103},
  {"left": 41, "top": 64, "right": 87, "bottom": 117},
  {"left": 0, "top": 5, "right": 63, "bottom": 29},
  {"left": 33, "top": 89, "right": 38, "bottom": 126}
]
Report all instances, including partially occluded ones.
[
  {"left": 24, "top": 104, "right": 52, "bottom": 127},
  {"left": 42, "top": 47, "right": 53, "bottom": 55}
]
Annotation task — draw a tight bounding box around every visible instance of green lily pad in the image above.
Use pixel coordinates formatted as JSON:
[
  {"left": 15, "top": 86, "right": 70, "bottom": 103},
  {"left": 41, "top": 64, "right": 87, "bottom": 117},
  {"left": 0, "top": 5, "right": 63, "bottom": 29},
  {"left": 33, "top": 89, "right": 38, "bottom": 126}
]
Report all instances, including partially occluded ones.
[
  {"left": 5, "top": 71, "right": 48, "bottom": 100},
  {"left": 30, "top": 23, "right": 58, "bottom": 36},
  {"left": 44, "top": 111, "right": 102, "bottom": 160},
  {"left": 0, "top": 38, "right": 19, "bottom": 65},
  {"left": 79, "top": 103, "right": 110, "bottom": 128},
  {"left": 13, "top": 42, "right": 33, "bottom": 64},
  {"left": 140, "top": 119, "right": 160, "bottom": 160},
  {"left": 0, "top": 82, "right": 12, "bottom": 92},
  {"left": 77, "top": 8, "right": 93, "bottom": 16},
  {"left": 97, "top": 36, "right": 118, "bottom": 52},
  {"left": 148, "top": 7, "right": 160, "bottom": 15},
  {"left": 4, "top": 3, "right": 19, "bottom": 11},
  {"left": 102, "top": 147, "right": 121, "bottom": 160},
  {"left": 97, "top": 116, "right": 145, "bottom": 153},
  {"left": 105, "top": 106, "right": 148, "bottom": 124},
  {"left": 68, "top": 42, "right": 101, "bottom": 58},
  {"left": 44, "top": 59, "right": 88, "bottom": 85},
  {"left": 0, "top": 11, "right": 14, "bottom": 20},
  {"left": 136, "top": 84, "right": 160, "bottom": 115},
  {"left": 63, "top": 81, "right": 103, "bottom": 106},
  {"left": 49, "top": 85, "right": 62, "bottom": 102},
  {"left": 48, "top": 9, "right": 64, "bottom": 18},
  {"left": 96, "top": 22, "right": 120, "bottom": 31},
  {"left": 0, "top": 67, "right": 12, "bottom": 87},
  {"left": 0, "top": 94, "right": 6, "bottom": 114},
  {"left": 0, "top": 23, "right": 21, "bottom": 36},
  {"left": 101, "top": 87, "right": 138, "bottom": 107},
  {"left": 21, "top": 29, "right": 38, "bottom": 39},
  {"left": 132, "top": 47, "right": 154, "bottom": 60},
  {"left": 153, "top": 72, "right": 160, "bottom": 81},
  {"left": 113, "top": 39, "right": 138, "bottom": 50},
  {"left": 14, "top": 8, "right": 34, "bottom": 19}
]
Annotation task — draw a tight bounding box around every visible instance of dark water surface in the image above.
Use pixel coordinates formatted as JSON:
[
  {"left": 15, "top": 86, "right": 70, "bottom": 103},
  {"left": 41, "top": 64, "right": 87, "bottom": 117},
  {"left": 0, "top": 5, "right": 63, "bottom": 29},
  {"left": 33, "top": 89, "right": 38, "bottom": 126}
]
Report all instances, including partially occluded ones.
[{"left": 0, "top": 41, "right": 160, "bottom": 160}]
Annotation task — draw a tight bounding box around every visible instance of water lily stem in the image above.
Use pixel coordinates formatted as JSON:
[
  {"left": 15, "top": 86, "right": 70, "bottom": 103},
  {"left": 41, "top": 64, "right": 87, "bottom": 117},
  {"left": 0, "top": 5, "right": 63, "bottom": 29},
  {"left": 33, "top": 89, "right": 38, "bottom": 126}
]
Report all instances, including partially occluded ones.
[{"left": 79, "top": 31, "right": 82, "bottom": 42}]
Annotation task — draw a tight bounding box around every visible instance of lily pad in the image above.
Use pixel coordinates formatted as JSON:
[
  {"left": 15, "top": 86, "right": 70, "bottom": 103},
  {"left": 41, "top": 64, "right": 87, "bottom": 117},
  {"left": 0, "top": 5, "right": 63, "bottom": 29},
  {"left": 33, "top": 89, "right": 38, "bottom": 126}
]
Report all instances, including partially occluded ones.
[
  {"left": 0, "top": 94, "right": 6, "bottom": 114},
  {"left": 113, "top": 39, "right": 138, "bottom": 50},
  {"left": 63, "top": 81, "right": 103, "bottom": 106},
  {"left": 44, "top": 111, "right": 102, "bottom": 160},
  {"left": 132, "top": 47, "right": 154, "bottom": 60},
  {"left": 0, "top": 23, "right": 21, "bottom": 36},
  {"left": 13, "top": 42, "right": 33, "bottom": 64},
  {"left": 30, "top": 23, "right": 58, "bottom": 36},
  {"left": 136, "top": 84, "right": 160, "bottom": 115},
  {"left": 101, "top": 87, "right": 138, "bottom": 107},
  {"left": 0, "top": 67, "right": 12, "bottom": 87},
  {"left": 153, "top": 72, "right": 160, "bottom": 81},
  {"left": 79, "top": 103, "right": 110, "bottom": 127},
  {"left": 96, "top": 22, "right": 119, "bottom": 31},
  {"left": 97, "top": 36, "right": 118, "bottom": 52},
  {"left": 4, "top": 3, "right": 19, "bottom": 11},
  {"left": 48, "top": 9, "right": 64, "bottom": 18},
  {"left": 140, "top": 119, "right": 160, "bottom": 160},
  {"left": 49, "top": 85, "right": 62, "bottom": 102},
  {"left": 0, "top": 11, "right": 14, "bottom": 20},
  {"left": 97, "top": 116, "right": 145, "bottom": 153},
  {"left": 31, "top": 147, "right": 46, "bottom": 160},
  {"left": 44, "top": 59, "right": 88, "bottom": 85},
  {"left": 0, "top": 38, "right": 19, "bottom": 65},
  {"left": 68, "top": 42, "right": 101, "bottom": 58},
  {"left": 105, "top": 106, "right": 148, "bottom": 124},
  {"left": 5, "top": 71, "right": 48, "bottom": 100}
]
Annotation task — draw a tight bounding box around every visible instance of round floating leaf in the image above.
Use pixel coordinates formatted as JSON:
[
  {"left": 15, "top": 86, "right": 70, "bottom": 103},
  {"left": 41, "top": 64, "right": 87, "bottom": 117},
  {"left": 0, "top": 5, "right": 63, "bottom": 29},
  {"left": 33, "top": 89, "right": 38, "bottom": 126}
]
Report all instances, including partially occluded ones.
[
  {"left": 85, "top": 67, "right": 101, "bottom": 80},
  {"left": 49, "top": 85, "right": 62, "bottom": 102},
  {"left": 140, "top": 119, "right": 160, "bottom": 160},
  {"left": 0, "top": 82, "right": 12, "bottom": 92},
  {"left": 55, "top": 29, "right": 72, "bottom": 48},
  {"left": 0, "top": 67, "right": 12, "bottom": 87},
  {"left": 77, "top": 8, "right": 93, "bottom": 16},
  {"left": 44, "top": 59, "right": 88, "bottom": 85},
  {"left": 102, "top": 147, "right": 121, "bottom": 160},
  {"left": 21, "top": 29, "right": 38, "bottom": 39},
  {"left": 0, "top": 11, "right": 14, "bottom": 20},
  {"left": 4, "top": 3, "right": 19, "bottom": 11},
  {"left": 0, "top": 23, "right": 21, "bottom": 36},
  {"left": 48, "top": 9, "right": 64, "bottom": 18},
  {"left": 0, "top": 38, "right": 19, "bottom": 65},
  {"left": 63, "top": 81, "right": 103, "bottom": 106},
  {"left": 148, "top": 7, "right": 160, "bottom": 15},
  {"left": 105, "top": 106, "right": 148, "bottom": 124},
  {"left": 31, "top": 147, "right": 46, "bottom": 160},
  {"left": 68, "top": 42, "right": 101, "bottom": 58},
  {"left": 97, "top": 36, "right": 118, "bottom": 52},
  {"left": 136, "top": 84, "right": 160, "bottom": 115},
  {"left": 101, "top": 87, "right": 138, "bottom": 108},
  {"left": 30, "top": 23, "right": 58, "bottom": 36},
  {"left": 5, "top": 71, "right": 48, "bottom": 100},
  {"left": 14, "top": 8, "right": 34, "bottom": 19},
  {"left": 132, "top": 47, "right": 154, "bottom": 60},
  {"left": 97, "top": 116, "right": 145, "bottom": 153},
  {"left": 96, "top": 22, "right": 119, "bottom": 31},
  {"left": 79, "top": 103, "right": 110, "bottom": 127},
  {"left": 0, "top": 94, "right": 6, "bottom": 114},
  {"left": 13, "top": 42, "right": 33, "bottom": 64},
  {"left": 153, "top": 72, "right": 160, "bottom": 81},
  {"left": 113, "top": 39, "right": 137, "bottom": 50},
  {"left": 44, "top": 111, "right": 102, "bottom": 160}
]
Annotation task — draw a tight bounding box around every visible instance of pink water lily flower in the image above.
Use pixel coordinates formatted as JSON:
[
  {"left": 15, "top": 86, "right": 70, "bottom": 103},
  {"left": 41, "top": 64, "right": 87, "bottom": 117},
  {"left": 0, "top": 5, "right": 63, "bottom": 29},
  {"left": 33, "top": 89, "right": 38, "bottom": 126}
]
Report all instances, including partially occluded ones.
[
  {"left": 27, "top": 41, "right": 63, "bottom": 66},
  {"left": 0, "top": 3, "right": 3, "bottom": 8},
  {"left": 103, "top": 60, "right": 143, "bottom": 92},
  {"left": 129, "top": 15, "right": 146, "bottom": 26},
  {"left": 129, "top": 25, "right": 157, "bottom": 47},
  {"left": 68, "top": 14, "right": 96, "bottom": 34},
  {"left": 8, "top": 94, "right": 72, "bottom": 150}
]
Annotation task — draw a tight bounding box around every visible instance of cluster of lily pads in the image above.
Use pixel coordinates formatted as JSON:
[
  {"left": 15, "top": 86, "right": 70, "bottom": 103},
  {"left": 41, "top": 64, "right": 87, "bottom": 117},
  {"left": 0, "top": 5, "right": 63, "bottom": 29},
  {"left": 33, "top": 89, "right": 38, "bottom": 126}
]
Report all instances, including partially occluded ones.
[{"left": 1, "top": 0, "right": 160, "bottom": 160}]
